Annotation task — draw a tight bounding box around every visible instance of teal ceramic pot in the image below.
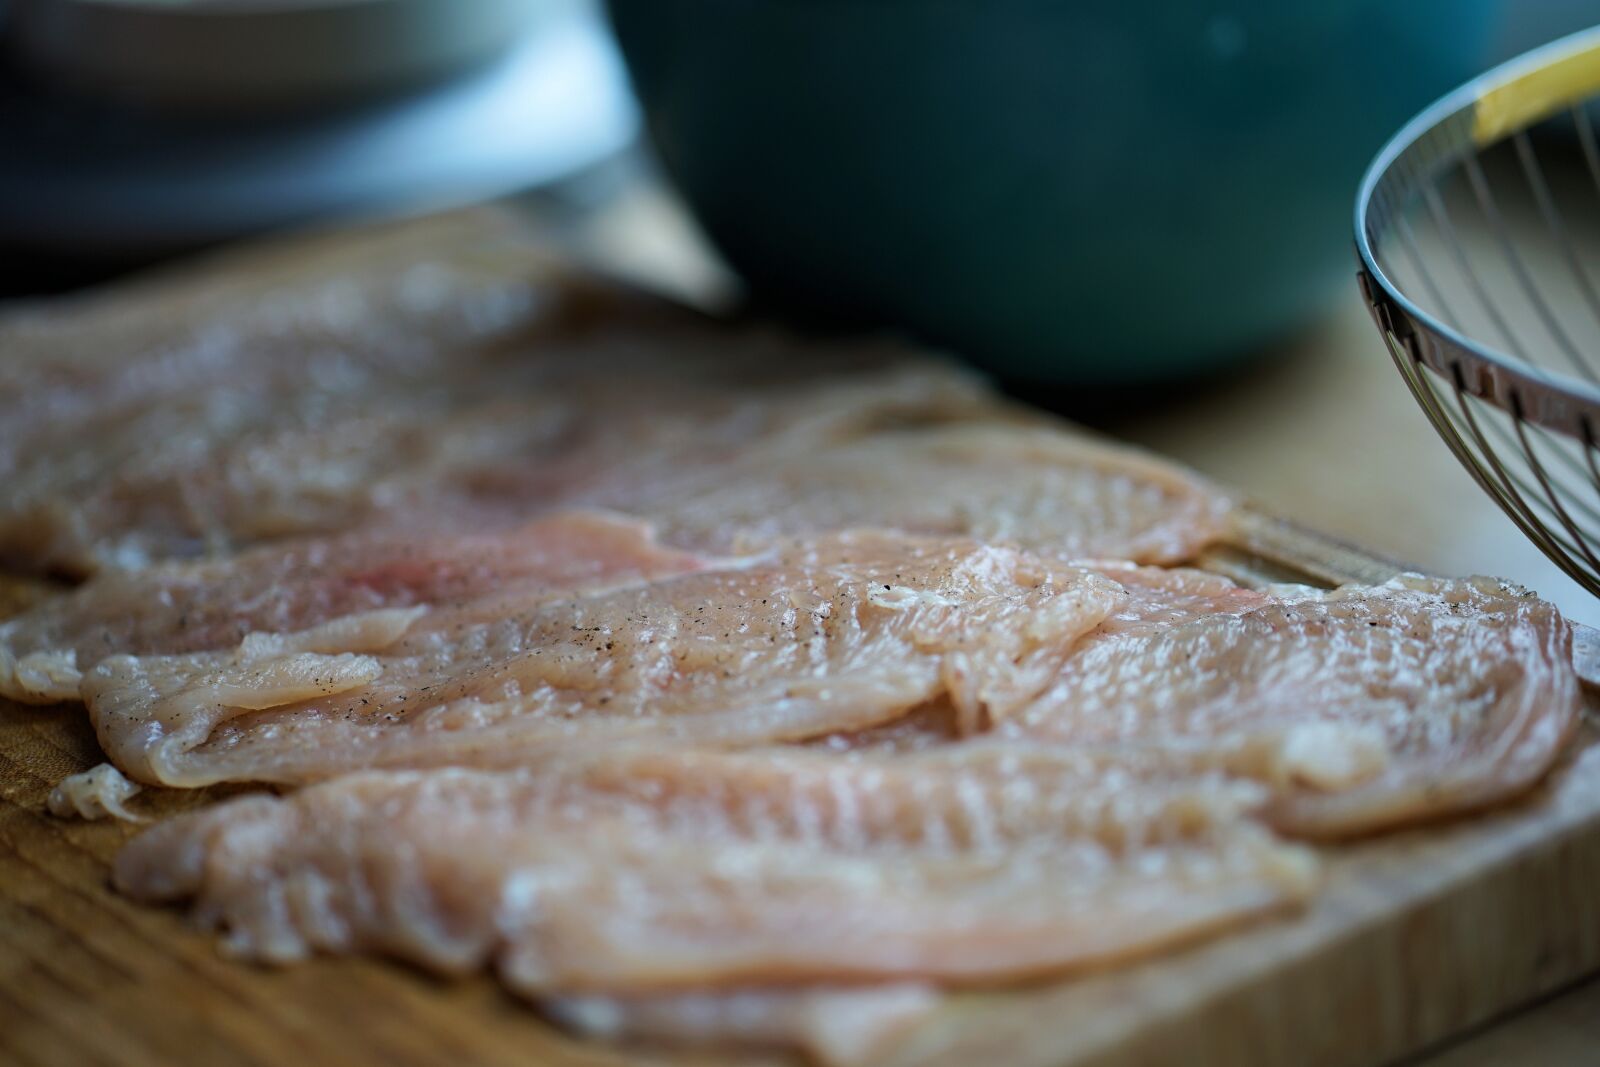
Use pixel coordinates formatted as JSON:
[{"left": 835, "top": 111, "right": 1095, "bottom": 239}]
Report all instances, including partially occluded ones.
[{"left": 607, "top": 0, "right": 1496, "bottom": 385}]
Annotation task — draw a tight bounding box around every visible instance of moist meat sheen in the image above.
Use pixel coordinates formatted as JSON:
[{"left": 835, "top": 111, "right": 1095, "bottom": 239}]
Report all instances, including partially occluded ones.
[
  {"left": 0, "top": 511, "right": 709, "bottom": 704},
  {"left": 0, "top": 212, "right": 556, "bottom": 456},
  {"left": 0, "top": 220, "right": 564, "bottom": 573},
  {"left": 816, "top": 563, "right": 1270, "bottom": 755},
  {"left": 0, "top": 210, "right": 1228, "bottom": 576},
  {"left": 3, "top": 339, "right": 990, "bottom": 576},
  {"left": 113, "top": 746, "right": 1316, "bottom": 990},
  {"left": 616, "top": 422, "right": 1230, "bottom": 564},
  {"left": 79, "top": 533, "right": 1122, "bottom": 786},
  {"left": 1005, "top": 574, "right": 1580, "bottom": 836}
]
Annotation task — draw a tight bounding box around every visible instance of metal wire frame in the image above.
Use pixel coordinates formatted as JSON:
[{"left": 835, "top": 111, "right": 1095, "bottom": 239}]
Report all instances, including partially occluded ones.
[
  {"left": 1357, "top": 26, "right": 1600, "bottom": 598},
  {"left": 1379, "top": 330, "right": 1600, "bottom": 596}
]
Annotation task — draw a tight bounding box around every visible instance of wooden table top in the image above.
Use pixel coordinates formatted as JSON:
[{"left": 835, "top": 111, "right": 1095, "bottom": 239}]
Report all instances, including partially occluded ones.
[{"left": 551, "top": 167, "right": 1600, "bottom": 1066}]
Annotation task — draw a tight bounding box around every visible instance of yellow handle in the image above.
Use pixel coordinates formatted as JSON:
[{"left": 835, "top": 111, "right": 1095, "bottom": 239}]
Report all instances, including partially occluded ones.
[{"left": 1474, "top": 32, "right": 1600, "bottom": 145}]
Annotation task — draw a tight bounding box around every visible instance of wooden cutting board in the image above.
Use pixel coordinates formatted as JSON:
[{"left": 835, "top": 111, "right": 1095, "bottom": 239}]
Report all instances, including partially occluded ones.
[{"left": 3, "top": 212, "right": 1598, "bottom": 1067}]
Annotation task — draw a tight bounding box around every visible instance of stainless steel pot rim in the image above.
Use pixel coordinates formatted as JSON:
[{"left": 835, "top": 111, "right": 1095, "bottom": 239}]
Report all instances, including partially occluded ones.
[{"left": 1355, "top": 23, "right": 1600, "bottom": 418}]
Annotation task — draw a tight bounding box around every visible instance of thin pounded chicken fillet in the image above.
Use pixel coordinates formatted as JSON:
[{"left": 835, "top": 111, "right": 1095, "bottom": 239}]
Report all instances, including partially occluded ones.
[
  {"left": 0, "top": 229, "right": 576, "bottom": 574},
  {"left": 0, "top": 203, "right": 992, "bottom": 577},
  {"left": 0, "top": 204, "right": 1233, "bottom": 575},
  {"left": 4, "top": 337, "right": 989, "bottom": 576},
  {"left": 815, "top": 563, "right": 1270, "bottom": 755},
  {"left": 621, "top": 422, "right": 1229, "bottom": 565},
  {"left": 0, "top": 210, "right": 556, "bottom": 448},
  {"left": 113, "top": 747, "right": 1316, "bottom": 990},
  {"left": 818, "top": 568, "right": 1577, "bottom": 837},
  {"left": 1006, "top": 574, "right": 1580, "bottom": 836},
  {"left": 0, "top": 511, "right": 708, "bottom": 704},
  {"left": 80, "top": 533, "right": 1122, "bottom": 786},
  {"left": 544, "top": 985, "right": 940, "bottom": 1067}
]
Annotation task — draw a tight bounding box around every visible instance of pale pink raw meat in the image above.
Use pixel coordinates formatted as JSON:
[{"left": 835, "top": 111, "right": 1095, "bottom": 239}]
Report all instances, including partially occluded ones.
[
  {"left": 3, "top": 329, "right": 988, "bottom": 576},
  {"left": 1006, "top": 575, "right": 1580, "bottom": 836},
  {"left": 816, "top": 562, "right": 1269, "bottom": 755},
  {"left": 113, "top": 746, "right": 1315, "bottom": 990},
  {"left": 0, "top": 205, "right": 1236, "bottom": 576},
  {"left": 0, "top": 511, "right": 707, "bottom": 704},
  {"left": 80, "top": 533, "right": 1122, "bottom": 786},
  {"left": 0, "top": 209, "right": 554, "bottom": 451},
  {"left": 0, "top": 205, "right": 1002, "bottom": 576},
  {"left": 622, "top": 421, "right": 1230, "bottom": 565}
]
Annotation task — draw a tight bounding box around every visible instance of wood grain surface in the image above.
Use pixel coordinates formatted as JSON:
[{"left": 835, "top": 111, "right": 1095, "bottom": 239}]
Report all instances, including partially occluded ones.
[{"left": 3, "top": 211, "right": 1598, "bottom": 1067}]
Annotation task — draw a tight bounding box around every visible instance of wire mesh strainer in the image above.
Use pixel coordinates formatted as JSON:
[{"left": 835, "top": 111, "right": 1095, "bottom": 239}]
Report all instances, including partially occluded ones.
[{"left": 1357, "top": 26, "right": 1600, "bottom": 597}]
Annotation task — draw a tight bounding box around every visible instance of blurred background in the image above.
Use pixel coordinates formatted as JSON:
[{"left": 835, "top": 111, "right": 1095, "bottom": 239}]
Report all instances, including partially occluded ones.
[
  {"left": 1, "top": 0, "right": 1591, "bottom": 305},
  {"left": 0, "top": 0, "right": 638, "bottom": 294},
  {"left": 6, "top": 0, "right": 1600, "bottom": 640}
]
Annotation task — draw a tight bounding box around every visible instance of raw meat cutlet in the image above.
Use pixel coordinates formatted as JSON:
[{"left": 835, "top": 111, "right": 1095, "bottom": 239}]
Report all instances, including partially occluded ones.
[
  {"left": 79, "top": 533, "right": 1122, "bottom": 787},
  {"left": 1081, "top": 559, "right": 1271, "bottom": 633},
  {"left": 0, "top": 204, "right": 1233, "bottom": 576},
  {"left": 3, "top": 331, "right": 989, "bottom": 576},
  {"left": 0, "top": 223, "right": 572, "bottom": 574},
  {"left": 0, "top": 210, "right": 554, "bottom": 448},
  {"left": 0, "top": 511, "right": 707, "bottom": 704},
  {"left": 818, "top": 567, "right": 1578, "bottom": 837},
  {"left": 113, "top": 746, "right": 1315, "bottom": 991},
  {"left": 620, "top": 421, "right": 1230, "bottom": 565},
  {"left": 1005, "top": 574, "right": 1580, "bottom": 837},
  {"left": 814, "top": 562, "right": 1272, "bottom": 754}
]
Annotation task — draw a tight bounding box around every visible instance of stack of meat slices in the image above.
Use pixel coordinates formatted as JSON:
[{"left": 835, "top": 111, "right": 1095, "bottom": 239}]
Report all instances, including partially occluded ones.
[{"left": 0, "top": 212, "right": 1580, "bottom": 1065}]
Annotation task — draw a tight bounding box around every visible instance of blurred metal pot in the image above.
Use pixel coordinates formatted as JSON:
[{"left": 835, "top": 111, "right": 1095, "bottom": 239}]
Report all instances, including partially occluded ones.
[{"left": 6, "top": 0, "right": 547, "bottom": 114}]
